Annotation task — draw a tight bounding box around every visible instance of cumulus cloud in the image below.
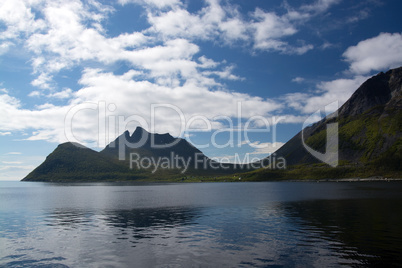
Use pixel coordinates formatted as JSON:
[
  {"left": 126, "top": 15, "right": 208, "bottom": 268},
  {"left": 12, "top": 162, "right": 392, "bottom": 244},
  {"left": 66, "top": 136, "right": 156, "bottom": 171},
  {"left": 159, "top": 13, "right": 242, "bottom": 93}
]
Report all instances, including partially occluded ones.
[
  {"left": 291, "top": 77, "right": 305, "bottom": 83},
  {"left": 284, "top": 76, "right": 368, "bottom": 114},
  {"left": 0, "top": 0, "right": 394, "bottom": 149},
  {"left": 301, "top": 0, "right": 341, "bottom": 13},
  {"left": 47, "top": 88, "right": 73, "bottom": 99},
  {"left": 0, "top": 63, "right": 282, "bottom": 147},
  {"left": 0, "top": 0, "right": 297, "bottom": 146},
  {"left": 73, "top": 68, "right": 281, "bottom": 141},
  {"left": 118, "top": 0, "right": 181, "bottom": 8},
  {"left": 251, "top": 8, "right": 297, "bottom": 52},
  {"left": 0, "top": 0, "right": 343, "bottom": 92},
  {"left": 0, "top": 0, "right": 46, "bottom": 39},
  {"left": 247, "top": 142, "right": 285, "bottom": 155},
  {"left": 343, "top": 32, "right": 402, "bottom": 74},
  {"left": 145, "top": 0, "right": 331, "bottom": 54}
]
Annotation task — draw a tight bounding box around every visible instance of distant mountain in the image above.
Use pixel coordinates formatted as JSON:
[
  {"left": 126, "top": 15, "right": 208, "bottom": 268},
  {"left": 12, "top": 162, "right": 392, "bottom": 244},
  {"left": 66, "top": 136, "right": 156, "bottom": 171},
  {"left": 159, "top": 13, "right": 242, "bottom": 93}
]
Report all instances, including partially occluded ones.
[
  {"left": 248, "top": 67, "right": 402, "bottom": 180},
  {"left": 22, "top": 127, "right": 240, "bottom": 182}
]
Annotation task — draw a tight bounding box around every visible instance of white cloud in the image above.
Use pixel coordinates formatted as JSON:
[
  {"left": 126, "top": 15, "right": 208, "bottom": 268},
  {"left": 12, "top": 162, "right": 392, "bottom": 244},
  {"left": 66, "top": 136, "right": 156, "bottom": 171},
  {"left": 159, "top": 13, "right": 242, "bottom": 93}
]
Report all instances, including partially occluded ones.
[
  {"left": 146, "top": 0, "right": 316, "bottom": 54},
  {"left": 24, "top": 0, "right": 147, "bottom": 88},
  {"left": 0, "top": 92, "right": 71, "bottom": 143},
  {"left": 0, "top": 0, "right": 46, "bottom": 39},
  {"left": 301, "top": 0, "right": 341, "bottom": 13},
  {"left": 203, "top": 66, "right": 244, "bottom": 81},
  {"left": 251, "top": 8, "right": 297, "bottom": 49},
  {"left": 284, "top": 76, "right": 368, "bottom": 114},
  {"left": 292, "top": 77, "right": 305, "bottom": 83},
  {"left": 28, "top": 91, "right": 42, "bottom": 97},
  {"left": 0, "top": 42, "right": 13, "bottom": 55},
  {"left": 6, "top": 152, "right": 22, "bottom": 155},
  {"left": 248, "top": 142, "right": 285, "bottom": 155},
  {"left": 0, "top": 0, "right": 389, "bottom": 147},
  {"left": 0, "top": 131, "right": 12, "bottom": 136},
  {"left": 2, "top": 161, "right": 23, "bottom": 164},
  {"left": 306, "top": 76, "right": 367, "bottom": 113},
  {"left": 0, "top": 59, "right": 283, "bottom": 146},
  {"left": 148, "top": 8, "right": 208, "bottom": 39},
  {"left": 118, "top": 0, "right": 181, "bottom": 9},
  {"left": 47, "top": 88, "right": 73, "bottom": 99},
  {"left": 31, "top": 73, "right": 54, "bottom": 89},
  {"left": 2, "top": 0, "right": 340, "bottom": 93},
  {"left": 198, "top": 56, "right": 220, "bottom": 69},
  {"left": 73, "top": 68, "right": 281, "bottom": 140},
  {"left": 343, "top": 32, "right": 402, "bottom": 74}
]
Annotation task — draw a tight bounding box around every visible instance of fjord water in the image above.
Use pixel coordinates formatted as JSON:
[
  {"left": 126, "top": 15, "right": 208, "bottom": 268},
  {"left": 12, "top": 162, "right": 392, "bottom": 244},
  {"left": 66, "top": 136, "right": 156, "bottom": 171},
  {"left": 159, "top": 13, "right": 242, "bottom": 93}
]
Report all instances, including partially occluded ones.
[{"left": 1, "top": 181, "right": 402, "bottom": 267}]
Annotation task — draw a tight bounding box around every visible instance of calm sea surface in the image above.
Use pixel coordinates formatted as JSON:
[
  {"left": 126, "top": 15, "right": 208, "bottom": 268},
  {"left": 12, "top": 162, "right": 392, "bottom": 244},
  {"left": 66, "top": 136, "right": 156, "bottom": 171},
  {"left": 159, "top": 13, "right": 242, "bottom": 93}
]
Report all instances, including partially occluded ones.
[{"left": 1, "top": 181, "right": 402, "bottom": 267}]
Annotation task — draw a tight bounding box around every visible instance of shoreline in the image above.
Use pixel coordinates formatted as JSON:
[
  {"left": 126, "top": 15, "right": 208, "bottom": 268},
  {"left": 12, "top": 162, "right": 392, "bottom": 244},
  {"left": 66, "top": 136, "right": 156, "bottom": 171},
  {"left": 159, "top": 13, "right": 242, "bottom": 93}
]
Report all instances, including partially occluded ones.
[
  {"left": 18, "top": 176, "right": 402, "bottom": 183},
  {"left": 315, "top": 177, "right": 402, "bottom": 182}
]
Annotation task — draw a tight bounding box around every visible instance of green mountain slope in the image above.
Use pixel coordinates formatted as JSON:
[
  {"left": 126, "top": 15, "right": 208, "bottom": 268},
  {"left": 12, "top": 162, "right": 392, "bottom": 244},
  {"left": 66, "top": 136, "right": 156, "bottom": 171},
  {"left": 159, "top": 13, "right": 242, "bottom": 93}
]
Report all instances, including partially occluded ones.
[{"left": 244, "top": 67, "right": 402, "bottom": 180}]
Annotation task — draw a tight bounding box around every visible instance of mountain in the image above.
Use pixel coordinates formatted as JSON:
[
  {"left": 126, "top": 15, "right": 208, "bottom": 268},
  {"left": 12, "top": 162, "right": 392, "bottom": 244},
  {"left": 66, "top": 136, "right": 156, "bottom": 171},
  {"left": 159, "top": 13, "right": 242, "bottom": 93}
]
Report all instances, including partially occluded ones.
[
  {"left": 22, "top": 127, "right": 239, "bottom": 182},
  {"left": 246, "top": 67, "right": 402, "bottom": 180},
  {"left": 22, "top": 142, "right": 144, "bottom": 182}
]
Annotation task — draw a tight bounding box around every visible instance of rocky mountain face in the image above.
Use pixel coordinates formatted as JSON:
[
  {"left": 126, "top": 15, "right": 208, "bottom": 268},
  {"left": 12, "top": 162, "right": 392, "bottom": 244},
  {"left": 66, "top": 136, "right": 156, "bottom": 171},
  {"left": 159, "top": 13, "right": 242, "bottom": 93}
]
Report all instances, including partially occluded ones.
[{"left": 338, "top": 67, "right": 402, "bottom": 117}]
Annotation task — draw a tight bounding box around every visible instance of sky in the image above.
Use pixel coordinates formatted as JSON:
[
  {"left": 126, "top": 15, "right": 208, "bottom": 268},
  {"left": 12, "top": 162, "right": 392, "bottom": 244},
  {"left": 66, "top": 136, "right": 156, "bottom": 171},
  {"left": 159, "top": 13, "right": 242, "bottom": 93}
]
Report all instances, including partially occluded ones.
[{"left": 1, "top": 0, "right": 402, "bottom": 180}]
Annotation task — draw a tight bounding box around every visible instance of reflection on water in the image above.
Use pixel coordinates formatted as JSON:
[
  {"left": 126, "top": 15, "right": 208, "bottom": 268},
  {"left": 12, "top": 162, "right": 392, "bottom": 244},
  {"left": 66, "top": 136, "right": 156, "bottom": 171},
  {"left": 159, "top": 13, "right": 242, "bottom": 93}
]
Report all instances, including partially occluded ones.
[
  {"left": 282, "top": 199, "right": 402, "bottom": 267},
  {"left": 1, "top": 181, "right": 402, "bottom": 267},
  {"left": 45, "top": 207, "right": 201, "bottom": 242}
]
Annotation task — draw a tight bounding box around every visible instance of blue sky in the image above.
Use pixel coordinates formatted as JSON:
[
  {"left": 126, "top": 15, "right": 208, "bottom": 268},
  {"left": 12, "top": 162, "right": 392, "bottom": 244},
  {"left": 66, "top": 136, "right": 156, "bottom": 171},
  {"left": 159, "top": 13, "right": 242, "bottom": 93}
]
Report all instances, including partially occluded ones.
[{"left": 1, "top": 0, "right": 402, "bottom": 180}]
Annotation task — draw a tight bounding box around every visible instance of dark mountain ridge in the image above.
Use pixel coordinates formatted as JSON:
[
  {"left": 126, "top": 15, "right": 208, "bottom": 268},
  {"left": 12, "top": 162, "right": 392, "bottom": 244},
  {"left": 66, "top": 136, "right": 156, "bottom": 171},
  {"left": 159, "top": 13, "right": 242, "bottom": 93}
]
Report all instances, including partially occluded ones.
[{"left": 101, "top": 126, "right": 205, "bottom": 161}]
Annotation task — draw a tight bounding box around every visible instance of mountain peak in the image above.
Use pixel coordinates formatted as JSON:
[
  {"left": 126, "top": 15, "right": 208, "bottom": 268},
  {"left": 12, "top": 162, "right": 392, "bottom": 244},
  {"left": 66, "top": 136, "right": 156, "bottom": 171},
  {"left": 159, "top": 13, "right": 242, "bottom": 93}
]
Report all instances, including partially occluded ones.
[
  {"left": 338, "top": 66, "right": 402, "bottom": 117},
  {"left": 58, "top": 141, "right": 89, "bottom": 150},
  {"left": 132, "top": 126, "right": 147, "bottom": 135}
]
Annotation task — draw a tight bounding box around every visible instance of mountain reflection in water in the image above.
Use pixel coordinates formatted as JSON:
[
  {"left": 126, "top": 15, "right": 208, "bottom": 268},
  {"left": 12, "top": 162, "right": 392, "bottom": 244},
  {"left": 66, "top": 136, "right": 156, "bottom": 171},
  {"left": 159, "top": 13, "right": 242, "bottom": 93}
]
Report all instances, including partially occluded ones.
[
  {"left": 281, "top": 198, "right": 402, "bottom": 267},
  {"left": 1, "top": 181, "right": 402, "bottom": 267}
]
